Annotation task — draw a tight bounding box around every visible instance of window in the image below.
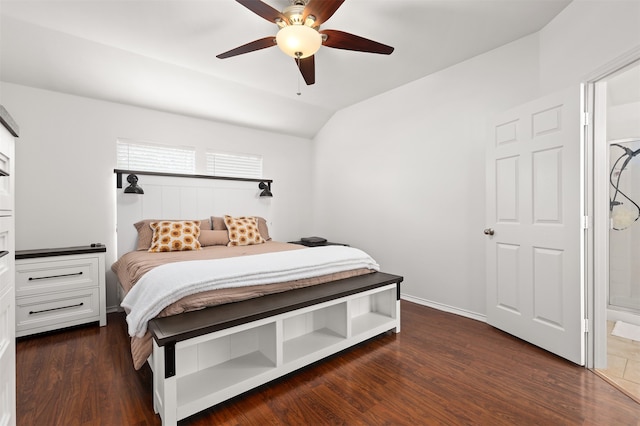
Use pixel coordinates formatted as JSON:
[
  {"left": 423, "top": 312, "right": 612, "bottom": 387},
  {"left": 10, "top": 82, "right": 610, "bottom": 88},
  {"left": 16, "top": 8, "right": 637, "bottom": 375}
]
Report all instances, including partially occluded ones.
[
  {"left": 206, "top": 152, "right": 263, "bottom": 179},
  {"left": 117, "top": 140, "right": 195, "bottom": 174}
]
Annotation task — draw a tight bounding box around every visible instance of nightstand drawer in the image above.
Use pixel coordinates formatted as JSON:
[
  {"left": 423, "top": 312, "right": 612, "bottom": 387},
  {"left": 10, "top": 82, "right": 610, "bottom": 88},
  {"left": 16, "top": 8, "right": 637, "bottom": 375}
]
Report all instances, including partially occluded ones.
[
  {"left": 16, "top": 256, "right": 99, "bottom": 297},
  {"left": 15, "top": 287, "right": 100, "bottom": 337}
]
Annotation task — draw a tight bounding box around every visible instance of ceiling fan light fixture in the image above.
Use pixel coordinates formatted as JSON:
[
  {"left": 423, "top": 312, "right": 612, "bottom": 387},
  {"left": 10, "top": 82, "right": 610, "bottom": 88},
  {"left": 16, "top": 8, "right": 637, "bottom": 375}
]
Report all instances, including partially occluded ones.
[
  {"left": 276, "top": 24, "right": 322, "bottom": 59},
  {"left": 218, "top": 0, "right": 394, "bottom": 86},
  {"left": 304, "top": 15, "right": 317, "bottom": 28}
]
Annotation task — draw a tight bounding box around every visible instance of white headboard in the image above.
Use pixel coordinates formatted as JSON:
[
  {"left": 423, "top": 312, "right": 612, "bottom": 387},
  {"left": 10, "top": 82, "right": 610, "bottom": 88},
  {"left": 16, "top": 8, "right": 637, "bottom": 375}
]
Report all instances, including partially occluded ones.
[{"left": 116, "top": 172, "right": 272, "bottom": 257}]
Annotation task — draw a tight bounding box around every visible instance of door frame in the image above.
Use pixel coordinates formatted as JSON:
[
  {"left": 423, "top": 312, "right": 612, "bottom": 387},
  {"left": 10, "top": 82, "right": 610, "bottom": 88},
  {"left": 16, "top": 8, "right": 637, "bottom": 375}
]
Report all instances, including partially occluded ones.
[{"left": 583, "top": 46, "right": 640, "bottom": 369}]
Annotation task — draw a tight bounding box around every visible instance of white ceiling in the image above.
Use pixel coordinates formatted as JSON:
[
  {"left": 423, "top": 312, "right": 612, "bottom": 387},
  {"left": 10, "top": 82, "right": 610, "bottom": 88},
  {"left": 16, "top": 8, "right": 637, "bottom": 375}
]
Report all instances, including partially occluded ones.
[{"left": 0, "top": 0, "right": 572, "bottom": 138}]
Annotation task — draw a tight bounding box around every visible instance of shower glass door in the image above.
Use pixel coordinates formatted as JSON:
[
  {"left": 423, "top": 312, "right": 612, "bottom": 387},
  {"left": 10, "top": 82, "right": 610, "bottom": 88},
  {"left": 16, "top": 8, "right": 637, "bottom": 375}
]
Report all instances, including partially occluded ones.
[{"left": 609, "top": 138, "right": 640, "bottom": 314}]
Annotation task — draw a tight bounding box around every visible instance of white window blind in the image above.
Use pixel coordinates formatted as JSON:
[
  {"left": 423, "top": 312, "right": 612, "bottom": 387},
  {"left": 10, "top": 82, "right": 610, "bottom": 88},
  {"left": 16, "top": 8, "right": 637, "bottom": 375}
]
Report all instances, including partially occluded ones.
[
  {"left": 206, "top": 152, "right": 263, "bottom": 179},
  {"left": 117, "top": 140, "right": 195, "bottom": 174}
]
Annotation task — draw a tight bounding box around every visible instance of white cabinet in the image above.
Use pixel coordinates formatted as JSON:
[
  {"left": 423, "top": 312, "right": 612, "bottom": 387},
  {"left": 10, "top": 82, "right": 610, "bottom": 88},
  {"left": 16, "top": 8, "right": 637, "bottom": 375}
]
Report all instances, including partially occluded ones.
[
  {"left": 151, "top": 278, "right": 401, "bottom": 425},
  {"left": 0, "top": 105, "right": 17, "bottom": 426},
  {"left": 15, "top": 246, "right": 106, "bottom": 337}
]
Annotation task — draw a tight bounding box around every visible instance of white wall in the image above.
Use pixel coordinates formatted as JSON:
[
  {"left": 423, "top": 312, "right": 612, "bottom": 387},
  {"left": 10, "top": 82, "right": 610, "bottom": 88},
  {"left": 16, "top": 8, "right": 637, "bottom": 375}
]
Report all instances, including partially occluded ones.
[
  {"left": 539, "top": 0, "right": 640, "bottom": 93},
  {"left": 312, "top": 35, "right": 540, "bottom": 317},
  {"left": 608, "top": 102, "right": 640, "bottom": 141},
  {"left": 312, "top": 0, "right": 640, "bottom": 318},
  {"left": 0, "top": 82, "right": 314, "bottom": 309}
]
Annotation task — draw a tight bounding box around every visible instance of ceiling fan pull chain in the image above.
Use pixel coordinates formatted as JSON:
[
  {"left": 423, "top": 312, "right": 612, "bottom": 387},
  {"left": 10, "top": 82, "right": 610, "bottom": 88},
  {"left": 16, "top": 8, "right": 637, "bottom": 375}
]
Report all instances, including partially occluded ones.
[{"left": 296, "top": 55, "right": 302, "bottom": 95}]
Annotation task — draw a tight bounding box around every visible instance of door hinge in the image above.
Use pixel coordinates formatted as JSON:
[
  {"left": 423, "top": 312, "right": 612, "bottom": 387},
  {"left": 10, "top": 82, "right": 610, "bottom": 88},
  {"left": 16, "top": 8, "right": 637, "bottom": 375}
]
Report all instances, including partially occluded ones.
[
  {"left": 582, "top": 112, "right": 590, "bottom": 127},
  {"left": 582, "top": 216, "right": 590, "bottom": 230},
  {"left": 582, "top": 318, "right": 589, "bottom": 333}
]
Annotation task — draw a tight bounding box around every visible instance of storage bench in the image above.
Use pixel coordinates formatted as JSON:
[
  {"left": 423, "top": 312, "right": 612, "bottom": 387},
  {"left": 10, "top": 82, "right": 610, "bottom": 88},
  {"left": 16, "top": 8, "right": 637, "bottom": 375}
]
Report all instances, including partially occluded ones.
[{"left": 148, "top": 271, "right": 403, "bottom": 425}]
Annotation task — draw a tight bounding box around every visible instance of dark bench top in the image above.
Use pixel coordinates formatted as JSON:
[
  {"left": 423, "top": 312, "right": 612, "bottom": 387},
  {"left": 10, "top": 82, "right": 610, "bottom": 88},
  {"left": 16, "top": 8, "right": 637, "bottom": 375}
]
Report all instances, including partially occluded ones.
[{"left": 148, "top": 271, "right": 403, "bottom": 346}]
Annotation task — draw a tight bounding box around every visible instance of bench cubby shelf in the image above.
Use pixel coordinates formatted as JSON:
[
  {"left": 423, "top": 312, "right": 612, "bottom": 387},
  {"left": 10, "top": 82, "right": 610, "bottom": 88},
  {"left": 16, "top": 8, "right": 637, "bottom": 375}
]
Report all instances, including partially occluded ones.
[{"left": 148, "top": 272, "right": 402, "bottom": 425}]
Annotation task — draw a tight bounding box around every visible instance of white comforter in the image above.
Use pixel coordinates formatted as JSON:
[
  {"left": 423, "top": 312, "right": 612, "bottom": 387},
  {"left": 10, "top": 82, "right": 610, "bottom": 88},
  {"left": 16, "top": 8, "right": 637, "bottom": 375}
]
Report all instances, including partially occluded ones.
[{"left": 121, "top": 245, "right": 380, "bottom": 337}]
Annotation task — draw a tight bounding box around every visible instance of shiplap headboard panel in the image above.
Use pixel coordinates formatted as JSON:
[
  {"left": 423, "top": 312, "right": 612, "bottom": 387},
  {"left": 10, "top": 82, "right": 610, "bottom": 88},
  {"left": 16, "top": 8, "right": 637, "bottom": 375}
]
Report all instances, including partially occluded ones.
[{"left": 116, "top": 174, "right": 271, "bottom": 257}]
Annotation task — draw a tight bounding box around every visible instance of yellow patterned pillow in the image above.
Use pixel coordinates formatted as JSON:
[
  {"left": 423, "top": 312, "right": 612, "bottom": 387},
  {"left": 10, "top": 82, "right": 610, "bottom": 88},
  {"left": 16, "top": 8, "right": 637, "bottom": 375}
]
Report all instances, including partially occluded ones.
[
  {"left": 224, "top": 215, "right": 265, "bottom": 246},
  {"left": 148, "top": 220, "right": 201, "bottom": 252}
]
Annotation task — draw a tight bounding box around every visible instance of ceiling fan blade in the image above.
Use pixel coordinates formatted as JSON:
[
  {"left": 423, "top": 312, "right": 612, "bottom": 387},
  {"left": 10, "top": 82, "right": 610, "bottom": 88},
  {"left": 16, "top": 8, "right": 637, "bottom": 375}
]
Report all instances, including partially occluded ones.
[
  {"left": 236, "top": 0, "right": 287, "bottom": 23},
  {"left": 216, "top": 36, "right": 276, "bottom": 59},
  {"left": 321, "top": 29, "right": 394, "bottom": 55},
  {"left": 296, "top": 55, "right": 315, "bottom": 85},
  {"left": 303, "top": 0, "right": 345, "bottom": 26}
]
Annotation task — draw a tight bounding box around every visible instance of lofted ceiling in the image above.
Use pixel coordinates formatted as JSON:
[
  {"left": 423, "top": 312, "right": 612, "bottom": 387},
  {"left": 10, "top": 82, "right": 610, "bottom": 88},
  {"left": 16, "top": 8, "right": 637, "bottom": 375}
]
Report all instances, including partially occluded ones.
[{"left": 0, "top": 0, "right": 571, "bottom": 138}]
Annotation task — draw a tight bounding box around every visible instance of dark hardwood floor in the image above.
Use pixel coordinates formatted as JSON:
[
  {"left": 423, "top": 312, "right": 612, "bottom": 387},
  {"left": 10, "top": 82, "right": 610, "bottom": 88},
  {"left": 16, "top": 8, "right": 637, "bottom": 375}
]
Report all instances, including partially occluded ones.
[{"left": 17, "top": 301, "right": 640, "bottom": 425}]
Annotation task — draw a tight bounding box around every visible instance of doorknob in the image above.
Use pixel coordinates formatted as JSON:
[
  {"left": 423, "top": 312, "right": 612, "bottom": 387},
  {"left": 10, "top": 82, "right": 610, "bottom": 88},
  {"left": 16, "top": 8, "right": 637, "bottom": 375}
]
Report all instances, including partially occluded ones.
[{"left": 483, "top": 228, "right": 495, "bottom": 236}]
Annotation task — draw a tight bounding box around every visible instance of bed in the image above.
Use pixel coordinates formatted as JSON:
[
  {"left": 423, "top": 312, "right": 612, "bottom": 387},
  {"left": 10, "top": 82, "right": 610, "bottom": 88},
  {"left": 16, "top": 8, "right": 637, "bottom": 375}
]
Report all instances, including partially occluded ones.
[{"left": 113, "top": 172, "right": 402, "bottom": 425}]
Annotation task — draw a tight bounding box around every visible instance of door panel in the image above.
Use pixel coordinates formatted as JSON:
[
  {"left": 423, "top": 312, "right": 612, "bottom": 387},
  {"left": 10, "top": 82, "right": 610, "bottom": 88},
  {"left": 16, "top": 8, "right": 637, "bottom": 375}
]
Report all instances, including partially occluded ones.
[
  {"left": 533, "top": 247, "right": 564, "bottom": 327},
  {"left": 496, "top": 157, "right": 519, "bottom": 222},
  {"left": 496, "top": 243, "right": 520, "bottom": 313},
  {"left": 486, "top": 87, "right": 584, "bottom": 365},
  {"left": 533, "top": 148, "right": 562, "bottom": 223}
]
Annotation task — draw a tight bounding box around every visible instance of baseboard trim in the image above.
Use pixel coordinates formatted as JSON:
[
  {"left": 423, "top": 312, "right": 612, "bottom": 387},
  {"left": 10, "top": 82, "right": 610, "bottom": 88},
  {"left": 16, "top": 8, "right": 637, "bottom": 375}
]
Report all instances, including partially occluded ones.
[
  {"left": 401, "top": 294, "right": 486, "bottom": 323},
  {"left": 107, "top": 305, "right": 123, "bottom": 314}
]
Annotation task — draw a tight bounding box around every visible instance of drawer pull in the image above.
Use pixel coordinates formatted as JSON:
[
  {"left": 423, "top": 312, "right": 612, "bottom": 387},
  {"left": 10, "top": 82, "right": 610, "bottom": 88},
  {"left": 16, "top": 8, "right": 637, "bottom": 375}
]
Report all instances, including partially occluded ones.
[
  {"left": 28, "top": 271, "right": 83, "bottom": 281},
  {"left": 0, "top": 251, "right": 8, "bottom": 259},
  {"left": 0, "top": 168, "right": 8, "bottom": 177},
  {"left": 29, "top": 302, "right": 84, "bottom": 315}
]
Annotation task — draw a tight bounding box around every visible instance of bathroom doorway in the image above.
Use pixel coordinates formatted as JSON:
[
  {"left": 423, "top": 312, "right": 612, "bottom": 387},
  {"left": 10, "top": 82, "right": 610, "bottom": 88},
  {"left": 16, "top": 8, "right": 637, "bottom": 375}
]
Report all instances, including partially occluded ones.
[{"left": 591, "top": 57, "right": 640, "bottom": 402}]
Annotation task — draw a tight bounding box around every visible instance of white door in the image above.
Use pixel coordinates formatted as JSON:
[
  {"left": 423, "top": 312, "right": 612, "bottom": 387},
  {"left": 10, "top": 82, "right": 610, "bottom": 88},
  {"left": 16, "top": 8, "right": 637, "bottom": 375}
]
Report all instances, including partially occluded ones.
[{"left": 486, "top": 87, "right": 585, "bottom": 365}]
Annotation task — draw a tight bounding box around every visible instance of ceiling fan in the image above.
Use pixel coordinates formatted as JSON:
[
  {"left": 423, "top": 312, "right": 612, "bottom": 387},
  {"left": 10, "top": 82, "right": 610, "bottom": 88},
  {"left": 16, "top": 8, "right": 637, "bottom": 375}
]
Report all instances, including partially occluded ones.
[{"left": 216, "top": 0, "right": 394, "bottom": 85}]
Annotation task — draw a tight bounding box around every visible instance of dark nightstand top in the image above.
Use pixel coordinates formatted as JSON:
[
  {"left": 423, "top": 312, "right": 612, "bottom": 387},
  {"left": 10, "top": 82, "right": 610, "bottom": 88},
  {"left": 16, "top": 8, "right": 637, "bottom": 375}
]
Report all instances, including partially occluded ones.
[
  {"left": 16, "top": 244, "right": 106, "bottom": 260},
  {"left": 288, "top": 241, "right": 349, "bottom": 247}
]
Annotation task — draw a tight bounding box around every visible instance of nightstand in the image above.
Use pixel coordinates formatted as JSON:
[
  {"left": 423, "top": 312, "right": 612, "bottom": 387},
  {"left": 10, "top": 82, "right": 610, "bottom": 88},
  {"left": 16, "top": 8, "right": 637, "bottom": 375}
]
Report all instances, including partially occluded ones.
[{"left": 15, "top": 245, "right": 106, "bottom": 337}]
